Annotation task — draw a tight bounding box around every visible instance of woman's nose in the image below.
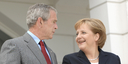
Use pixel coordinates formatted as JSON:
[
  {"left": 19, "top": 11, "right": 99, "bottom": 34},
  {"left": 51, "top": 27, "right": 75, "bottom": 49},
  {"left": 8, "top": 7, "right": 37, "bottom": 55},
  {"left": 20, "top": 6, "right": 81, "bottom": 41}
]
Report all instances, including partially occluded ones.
[{"left": 76, "top": 33, "right": 82, "bottom": 39}]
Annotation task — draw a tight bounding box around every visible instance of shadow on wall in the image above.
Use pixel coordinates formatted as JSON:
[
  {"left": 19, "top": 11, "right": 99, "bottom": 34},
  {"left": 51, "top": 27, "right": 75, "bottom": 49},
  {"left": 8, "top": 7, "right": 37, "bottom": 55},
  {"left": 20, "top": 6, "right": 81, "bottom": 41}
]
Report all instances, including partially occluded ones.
[{"left": 0, "top": 12, "right": 26, "bottom": 36}]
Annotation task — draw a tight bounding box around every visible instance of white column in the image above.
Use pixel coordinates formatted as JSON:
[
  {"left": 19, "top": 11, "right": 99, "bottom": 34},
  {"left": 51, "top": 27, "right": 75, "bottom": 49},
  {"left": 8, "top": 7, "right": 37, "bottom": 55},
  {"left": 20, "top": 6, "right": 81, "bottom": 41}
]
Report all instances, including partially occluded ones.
[{"left": 89, "top": 0, "right": 128, "bottom": 64}]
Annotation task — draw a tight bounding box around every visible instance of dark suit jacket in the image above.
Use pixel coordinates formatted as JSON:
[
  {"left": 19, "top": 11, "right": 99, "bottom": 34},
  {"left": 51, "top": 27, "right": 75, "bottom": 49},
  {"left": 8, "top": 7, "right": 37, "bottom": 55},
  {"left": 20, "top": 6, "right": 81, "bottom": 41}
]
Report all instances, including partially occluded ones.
[
  {"left": 0, "top": 33, "right": 58, "bottom": 64},
  {"left": 62, "top": 48, "right": 121, "bottom": 64}
]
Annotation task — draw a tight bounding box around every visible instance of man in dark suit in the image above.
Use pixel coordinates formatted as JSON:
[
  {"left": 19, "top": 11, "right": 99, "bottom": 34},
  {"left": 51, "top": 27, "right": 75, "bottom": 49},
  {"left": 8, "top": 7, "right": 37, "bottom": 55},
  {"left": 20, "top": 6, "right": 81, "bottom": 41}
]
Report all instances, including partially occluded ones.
[{"left": 0, "top": 3, "right": 58, "bottom": 64}]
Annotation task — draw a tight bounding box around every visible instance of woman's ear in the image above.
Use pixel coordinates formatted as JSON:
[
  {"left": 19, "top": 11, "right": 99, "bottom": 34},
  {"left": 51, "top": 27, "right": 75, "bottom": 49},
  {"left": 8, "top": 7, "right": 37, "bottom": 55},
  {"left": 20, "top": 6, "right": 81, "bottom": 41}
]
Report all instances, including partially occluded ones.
[{"left": 95, "top": 33, "right": 100, "bottom": 41}]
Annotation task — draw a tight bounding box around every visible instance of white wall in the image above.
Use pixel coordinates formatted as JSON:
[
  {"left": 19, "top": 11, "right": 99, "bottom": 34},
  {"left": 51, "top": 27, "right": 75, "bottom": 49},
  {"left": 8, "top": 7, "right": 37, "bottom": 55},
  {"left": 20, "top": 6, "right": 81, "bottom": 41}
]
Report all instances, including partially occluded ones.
[{"left": 89, "top": 0, "right": 128, "bottom": 64}]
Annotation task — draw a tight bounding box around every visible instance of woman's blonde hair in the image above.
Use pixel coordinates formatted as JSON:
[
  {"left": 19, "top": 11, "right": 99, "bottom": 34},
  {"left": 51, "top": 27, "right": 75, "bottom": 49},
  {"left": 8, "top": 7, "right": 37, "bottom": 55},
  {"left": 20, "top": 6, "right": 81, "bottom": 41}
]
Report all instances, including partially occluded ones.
[{"left": 75, "top": 18, "right": 106, "bottom": 48}]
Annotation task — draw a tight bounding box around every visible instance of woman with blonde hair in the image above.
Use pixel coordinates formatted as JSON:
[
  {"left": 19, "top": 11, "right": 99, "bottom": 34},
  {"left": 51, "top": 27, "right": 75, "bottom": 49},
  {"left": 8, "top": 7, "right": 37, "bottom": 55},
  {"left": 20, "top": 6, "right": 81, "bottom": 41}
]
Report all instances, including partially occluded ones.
[{"left": 62, "top": 18, "right": 121, "bottom": 64}]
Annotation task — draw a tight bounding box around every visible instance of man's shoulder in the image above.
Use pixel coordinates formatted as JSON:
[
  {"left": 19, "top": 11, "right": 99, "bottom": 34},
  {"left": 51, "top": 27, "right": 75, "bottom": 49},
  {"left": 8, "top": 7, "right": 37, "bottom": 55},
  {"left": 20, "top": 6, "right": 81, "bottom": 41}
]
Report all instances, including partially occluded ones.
[
  {"left": 5, "top": 32, "right": 29, "bottom": 42},
  {"left": 2, "top": 34, "right": 25, "bottom": 46},
  {"left": 8, "top": 36, "right": 23, "bottom": 42}
]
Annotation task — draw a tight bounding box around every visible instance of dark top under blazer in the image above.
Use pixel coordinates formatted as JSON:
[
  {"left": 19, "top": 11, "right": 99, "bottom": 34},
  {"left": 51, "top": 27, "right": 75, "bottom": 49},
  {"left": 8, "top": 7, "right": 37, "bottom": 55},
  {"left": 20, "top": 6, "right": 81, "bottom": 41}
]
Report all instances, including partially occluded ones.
[{"left": 62, "top": 48, "right": 121, "bottom": 64}]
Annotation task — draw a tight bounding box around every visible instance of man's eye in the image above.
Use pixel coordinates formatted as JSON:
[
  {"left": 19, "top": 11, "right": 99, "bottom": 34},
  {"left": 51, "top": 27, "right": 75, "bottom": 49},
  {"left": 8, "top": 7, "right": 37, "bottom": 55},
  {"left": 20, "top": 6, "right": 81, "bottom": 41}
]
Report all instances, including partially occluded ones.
[{"left": 53, "top": 20, "right": 57, "bottom": 23}]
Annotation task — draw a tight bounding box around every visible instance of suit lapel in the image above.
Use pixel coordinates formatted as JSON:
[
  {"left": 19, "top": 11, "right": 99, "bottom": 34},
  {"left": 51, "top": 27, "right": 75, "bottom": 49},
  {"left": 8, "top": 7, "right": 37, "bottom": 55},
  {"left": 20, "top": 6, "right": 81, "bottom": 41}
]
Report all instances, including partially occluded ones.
[
  {"left": 47, "top": 47, "right": 54, "bottom": 64},
  {"left": 44, "top": 42, "right": 57, "bottom": 64},
  {"left": 23, "top": 33, "right": 47, "bottom": 64}
]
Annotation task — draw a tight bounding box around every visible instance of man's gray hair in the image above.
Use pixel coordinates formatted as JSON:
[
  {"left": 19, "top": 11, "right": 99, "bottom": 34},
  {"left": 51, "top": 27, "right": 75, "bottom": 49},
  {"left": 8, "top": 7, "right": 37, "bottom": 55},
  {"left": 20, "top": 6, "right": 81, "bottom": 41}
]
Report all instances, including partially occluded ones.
[{"left": 26, "top": 3, "right": 57, "bottom": 28}]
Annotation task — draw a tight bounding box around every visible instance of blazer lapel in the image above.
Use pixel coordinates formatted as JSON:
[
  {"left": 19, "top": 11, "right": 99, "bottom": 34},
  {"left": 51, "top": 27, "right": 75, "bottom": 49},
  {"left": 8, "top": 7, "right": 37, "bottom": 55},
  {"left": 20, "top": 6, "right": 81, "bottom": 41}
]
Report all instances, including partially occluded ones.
[
  {"left": 77, "top": 48, "right": 109, "bottom": 64},
  {"left": 77, "top": 50, "right": 91, "bottom": 64},
  {"left": 99, "top": 48, "right": 108, "bottom": 64},
  {"left": 23, "top": 33, "right": 47, "bottom": 64}
]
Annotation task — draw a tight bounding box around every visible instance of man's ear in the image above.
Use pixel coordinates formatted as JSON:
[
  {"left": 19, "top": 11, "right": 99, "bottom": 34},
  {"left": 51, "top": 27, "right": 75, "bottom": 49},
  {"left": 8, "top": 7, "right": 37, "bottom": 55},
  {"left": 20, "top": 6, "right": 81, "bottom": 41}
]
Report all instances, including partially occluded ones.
[
  {"left": 95, "top": 33, "right": 100, "bottom": 41},
  {"left": 37, "top": 17, "right": 43, "bottom": 27}
]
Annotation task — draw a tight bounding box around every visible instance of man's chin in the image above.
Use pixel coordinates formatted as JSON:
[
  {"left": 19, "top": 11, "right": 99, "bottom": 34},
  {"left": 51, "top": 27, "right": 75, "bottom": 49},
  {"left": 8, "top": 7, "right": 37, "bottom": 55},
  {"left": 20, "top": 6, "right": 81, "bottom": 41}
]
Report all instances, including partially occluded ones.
[
  {"left": 49, "top": 36, "right": 53, "bottom": 39},
  {"left": 44, "top": 36, "right": 53, "bottom": 40}
]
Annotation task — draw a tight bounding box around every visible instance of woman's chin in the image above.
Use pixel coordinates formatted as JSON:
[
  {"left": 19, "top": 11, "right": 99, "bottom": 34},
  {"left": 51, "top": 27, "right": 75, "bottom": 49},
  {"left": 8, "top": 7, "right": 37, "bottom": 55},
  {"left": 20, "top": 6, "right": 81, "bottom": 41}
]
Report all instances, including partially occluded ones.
[{"left": 78, "top": 46, "right": 86, "bottom": 51}]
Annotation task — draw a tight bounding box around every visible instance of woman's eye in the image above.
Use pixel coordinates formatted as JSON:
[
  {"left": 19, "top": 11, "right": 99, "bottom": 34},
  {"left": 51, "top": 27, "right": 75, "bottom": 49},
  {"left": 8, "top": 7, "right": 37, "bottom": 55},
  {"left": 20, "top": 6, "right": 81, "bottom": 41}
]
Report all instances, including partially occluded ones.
[
  {"left": 82, "top": 32, "right": 86, "bottom": 34},
  {"left": 76, "top": 33, "right": 78, "bottom": 36}
]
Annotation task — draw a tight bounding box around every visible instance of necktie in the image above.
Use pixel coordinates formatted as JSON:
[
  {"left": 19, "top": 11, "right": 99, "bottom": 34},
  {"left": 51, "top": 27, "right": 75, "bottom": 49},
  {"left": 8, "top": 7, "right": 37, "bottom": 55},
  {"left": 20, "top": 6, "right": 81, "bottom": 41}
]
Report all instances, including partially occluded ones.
[{"left": 40, "top": 41, "right": 51, "bottom": 64}]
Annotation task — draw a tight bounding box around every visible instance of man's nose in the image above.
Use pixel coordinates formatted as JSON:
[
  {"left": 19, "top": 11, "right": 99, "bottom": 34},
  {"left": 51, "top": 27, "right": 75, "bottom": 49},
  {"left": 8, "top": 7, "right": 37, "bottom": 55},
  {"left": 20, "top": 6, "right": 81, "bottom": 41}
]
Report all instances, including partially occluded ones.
[{"left": 55, "top": 23, "right": 58, "bottom": 29}]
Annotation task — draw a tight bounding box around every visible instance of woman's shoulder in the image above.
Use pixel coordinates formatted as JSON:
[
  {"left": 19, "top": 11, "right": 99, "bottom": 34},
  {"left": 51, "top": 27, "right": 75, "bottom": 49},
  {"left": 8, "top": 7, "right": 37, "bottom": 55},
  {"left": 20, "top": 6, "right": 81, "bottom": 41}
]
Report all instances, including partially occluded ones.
[
  {"left": 62, "top": 51, "right": 87, "bottom": 64},
  {"left": 103, "top": 50, "right": 118, "bottom": 55},
  {"left": 99, "top": 49, "right": 121, "bottom": 64},
  {"left": 63, "top": 50, "right": 85, "bottom": 59},
  {"left": 64, "top": 52, "right": 79, "bottom": 58},
  {"left": 100, "top": 49, "right": 120, "bottom": 59}
]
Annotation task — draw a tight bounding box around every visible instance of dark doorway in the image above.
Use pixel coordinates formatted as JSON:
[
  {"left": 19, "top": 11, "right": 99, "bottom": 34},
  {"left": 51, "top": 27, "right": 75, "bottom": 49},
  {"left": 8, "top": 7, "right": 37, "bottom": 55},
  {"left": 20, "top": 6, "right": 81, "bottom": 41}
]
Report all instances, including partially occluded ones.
[{"left": 0, "top": 30, "right": 12, "bottom": 49}]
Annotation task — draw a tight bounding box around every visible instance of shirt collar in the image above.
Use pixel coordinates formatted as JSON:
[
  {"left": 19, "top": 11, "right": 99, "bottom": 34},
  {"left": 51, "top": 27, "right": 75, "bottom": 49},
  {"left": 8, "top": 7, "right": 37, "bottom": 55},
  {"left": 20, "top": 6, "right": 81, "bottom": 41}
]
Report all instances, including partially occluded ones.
[{"left": 27, "top": 31, "right": 44, "bottom": 44}]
